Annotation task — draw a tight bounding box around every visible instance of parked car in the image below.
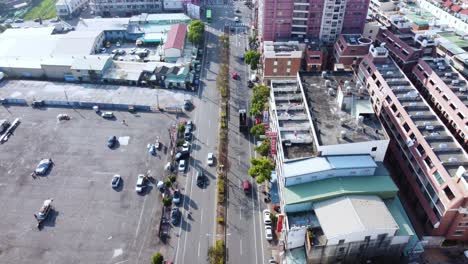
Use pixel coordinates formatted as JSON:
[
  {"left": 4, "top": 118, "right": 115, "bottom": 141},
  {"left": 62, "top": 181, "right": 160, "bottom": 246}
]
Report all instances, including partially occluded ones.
[
  {"left": 175, "top": 151, "right": 190, "bottom": 161},
  {"left": 148, "top": 144, "right": 156, "bottom": 155},
  {"left": 265, "top": 225, "right": 273, "bottom": 241},
  {"left": 111, "top": 174, "right": 121, "bottom": 188},
  {"left": 207, "top": 153, "right": 214, "bottom": 166},
  {"left": 186, "top": 120, "right": 193, "bottom": 131},
  {"left": 108, "top": 136, "right": 117, "bottom": 148},
  {"left": 171, "top": 207, "right": 181, "bottom": 225},
  {"left": 14, "top": 18, "right": 24, "bottom": 23},
  {"left": 184, "top": 128, "right": 192, "bottom": 141},
  {"left": 178, "top": 160, "right": 186, "bottom": 172},
  {"left": 263, "top": 209, "right": 272, "bottom": 225},
  {"left": 184, "top": 100, "right": 192, "bottom": 111},
  {"left": 173, "top": 189, "right": 181, "bottom": 205},
  {"left": 35, "top": 158, "right": 53, "bottom": 175},
  {"left": 196, "top": 169, "right": 205, "bottom": 187},
  {"left": 242, "top": 180, "right": 251, "bottom": 194},
  {"left": 101, "top": 111, "right": 114, "bottom": 118},
  {"left": 248, "top": 80, "right": 254, "bottom": 88},
  {"left": 182, "top": 142, "right": 191, "bottom": 152},
  {"left": 135, "top": 174, "right": 146, "bottom": 193}
]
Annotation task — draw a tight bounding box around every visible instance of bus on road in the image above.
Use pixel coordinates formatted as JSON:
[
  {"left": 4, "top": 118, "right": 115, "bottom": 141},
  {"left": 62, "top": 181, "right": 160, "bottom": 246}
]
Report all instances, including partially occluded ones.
[{"left": 206, "top": 9, "right": 212, "bottom": 23}]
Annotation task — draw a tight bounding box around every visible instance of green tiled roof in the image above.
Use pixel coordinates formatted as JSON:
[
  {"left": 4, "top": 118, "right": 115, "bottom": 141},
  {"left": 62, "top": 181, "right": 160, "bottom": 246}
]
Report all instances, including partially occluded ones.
[
  {"left": 438, "top": 32, "right": 468, "bottom": 49},
  {"left": 284, "top": 176, "right": 398, "bottom": 205}
]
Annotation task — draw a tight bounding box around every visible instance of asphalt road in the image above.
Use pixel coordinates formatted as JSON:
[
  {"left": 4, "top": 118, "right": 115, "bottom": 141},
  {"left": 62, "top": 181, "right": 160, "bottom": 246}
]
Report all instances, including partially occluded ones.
[{"left": 223, "top": 1, "right": 272, "bottom": 264}]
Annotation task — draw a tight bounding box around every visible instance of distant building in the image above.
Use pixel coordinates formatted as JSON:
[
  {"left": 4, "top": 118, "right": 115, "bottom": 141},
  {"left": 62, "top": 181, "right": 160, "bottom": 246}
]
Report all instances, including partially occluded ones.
[
  {"left": 410, "top": 58, "right": 467, "bottom": 148},
  {"left": 305, "top": 38, "right": 324, "bottom": 72},
  {"left": 262, "top": 41, "right": 303, "bottom": 81},
  {"left": 376, "top": 16, "right": 437, "bottom": 71},
  {"left": 256, "top": 0, "right": 371, "bottom": 43},
  {"left": 416, "top": 0, "right": 468, "bottom": 34},
  {"left": 89, "top": 0, "right": 164, "bottom": 17},
  {"left": 56, "top": 0, "right": 89, "bottom": 18},
  {"left": 333, "top": 34, "right": 372, "bottom": 68},
  {"left": 357, "top": 44, "right": 468, "bottom": 242}
]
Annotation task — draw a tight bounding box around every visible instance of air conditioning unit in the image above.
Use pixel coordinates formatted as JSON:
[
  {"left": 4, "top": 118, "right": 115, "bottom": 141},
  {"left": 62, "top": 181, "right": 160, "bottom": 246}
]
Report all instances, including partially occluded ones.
[
  {"left": 386, "top": 71, "right": 394, "bottom": 75},
  {"left": 406, "top": 139, "right": 415, "bottom": 147},
  {"left": 459, "top": 87, "right": 467, "bottom": 92},
  {"left": 438, "top": 66, "right": 446, "bottom": 71},
  {"left": 425, "top": 125, "right": 434, "bottom": 130},
  {"left": 444, "top": 73, "right": 452, "bottom": 77},
  {"left": 451, "top": 80, "right": 459, "bottom": 85}
]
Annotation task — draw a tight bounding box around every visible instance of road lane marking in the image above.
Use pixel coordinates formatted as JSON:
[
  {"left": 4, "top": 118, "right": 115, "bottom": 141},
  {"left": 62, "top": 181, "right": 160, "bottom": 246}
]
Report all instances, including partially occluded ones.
[
  {"left": 240, "top": 207, "right": 242, "bottom": 220},
  {"left": 238, "top": 155, "right": 241, "bottom": 165},
  {"left": 135, "top": 194, "right": 147, "bottom": 238},
  {"left": 200, "top": 208, "right": 204, "bottom": 225},
  {"left": 198, "top": 241, "right": 201, "bottom": 257},
  {"left": 240, "top": 239, "right": 243, "bottom": 256}
]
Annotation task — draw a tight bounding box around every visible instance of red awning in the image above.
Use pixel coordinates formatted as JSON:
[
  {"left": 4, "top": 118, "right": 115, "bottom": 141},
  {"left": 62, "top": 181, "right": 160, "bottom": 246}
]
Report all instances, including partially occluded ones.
[
  {"left": 277, "top": 214, "right": 284, "bottom": 233},
  {"left": 451, "top": 4, "right": 462, "bottom": 12}
]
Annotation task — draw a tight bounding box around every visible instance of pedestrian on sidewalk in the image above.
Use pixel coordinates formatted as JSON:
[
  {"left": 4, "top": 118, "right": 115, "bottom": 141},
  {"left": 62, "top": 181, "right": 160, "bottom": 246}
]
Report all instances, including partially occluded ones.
[
  {"left": 122, "top": 119, "right": 127, "bottom": 126},
  {"left": 31, "top": 172, "right": 36, "bottom": 179}
]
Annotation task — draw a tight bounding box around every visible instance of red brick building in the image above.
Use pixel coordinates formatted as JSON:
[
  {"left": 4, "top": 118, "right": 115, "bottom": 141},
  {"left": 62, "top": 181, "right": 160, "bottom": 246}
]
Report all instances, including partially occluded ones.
[{"left": 263, "top": 41, "right": 303, "bottom": 82}]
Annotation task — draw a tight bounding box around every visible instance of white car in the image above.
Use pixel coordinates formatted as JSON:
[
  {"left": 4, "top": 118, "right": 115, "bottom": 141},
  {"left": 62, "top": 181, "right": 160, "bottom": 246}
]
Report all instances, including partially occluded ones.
[
  {"left": 135, "top": 174, "right": 146, "bottom": 193},
  {"left": 234, "top": 17, "right": 239, "bottom": 22},
  {"left": 101, "top": 111, "right": 114, "bottom": 118},
  {"left": 178, "top": 160, "right": 186, "bottom": 172},
  {"left": 265, "top": 225, "right": 273, "bottom": 241},
  {"left": 182, "top": 142, "right": 190, "bottom": 152},
  {"left": 263, "top": 209, "right": 272, "bottom": 225},
  {"left": 207, "top": 153, "right": 214, "bottom": 166}
]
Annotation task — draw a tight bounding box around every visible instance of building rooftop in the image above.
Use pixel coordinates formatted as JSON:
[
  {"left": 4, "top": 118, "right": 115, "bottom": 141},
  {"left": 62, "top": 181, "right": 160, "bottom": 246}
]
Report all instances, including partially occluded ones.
[
  {"left": 164, "top": 24, "right": 187, "bottom": 50},
  {"left": 301, "top": 72, "right": 387, "bottom": 146},
  {"left": 129, "top": 13, "right": 191, "bottom": 25},
  {"left": 283, "top": 169, "right": 398, "bottom": 205},
  {"left": 314, "top": 195, "right": 399, "bottom": 240},
  {"left": 270, "top": 79, "right": 315, "bottom": 160},
  {"left": 283, "top": 155, "right": 377, "bottom": 178},
  {"left": 342, "top": 34, "right": 373, "bottom": 45},
  {"left": 263, "top": 41, "right": 303, "bottom": 58},
  {"left": 423, "top": 58, "right": 468, "bottom": 106},
  {"left": 76, "top": 17, "right": 130, "bottom": 32},
  {"left": 369, "top": 58, "right": 468, "bottom": 177},
  {"left": 438, "top": 32, "right": 468, "bottom": 50}
]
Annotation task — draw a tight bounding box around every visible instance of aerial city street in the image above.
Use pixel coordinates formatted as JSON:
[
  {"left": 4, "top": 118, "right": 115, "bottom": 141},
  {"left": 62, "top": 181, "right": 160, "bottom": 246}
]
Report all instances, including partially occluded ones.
[{"left": 0, "top": 0, "right": 467, "bottom": 263}]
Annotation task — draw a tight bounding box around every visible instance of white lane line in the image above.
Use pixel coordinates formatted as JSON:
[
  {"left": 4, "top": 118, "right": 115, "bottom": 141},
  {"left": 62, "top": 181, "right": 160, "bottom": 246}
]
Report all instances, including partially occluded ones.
[
  {"left": 238, "top": 155, "right": 241, "bottom": 165},
  {"left": 198, "top": 241, "right": 201, "bottom": 257},
  {"left": 200, "top": 208, "right": 204, "bottom": 225},
  {"left": 248, "top": 129, "right": 260, "bottom": 264},
  {"left": 240, "top": 207, "right": 242, "bottom": 220},
  {"left": 240, "top": 239, "right": 243, "bottom": 256},
  {"left": 208, "top": 119, "right": 211, "bottom": 128},
  {"left": 135, "top": 195, "right": 147, "bottom": 238}
]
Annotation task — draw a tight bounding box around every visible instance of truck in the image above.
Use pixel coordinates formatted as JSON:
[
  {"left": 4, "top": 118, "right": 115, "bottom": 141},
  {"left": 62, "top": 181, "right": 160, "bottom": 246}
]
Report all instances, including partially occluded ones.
[{"left": 239, "top": 109, "right": 247, "bottom": 133}]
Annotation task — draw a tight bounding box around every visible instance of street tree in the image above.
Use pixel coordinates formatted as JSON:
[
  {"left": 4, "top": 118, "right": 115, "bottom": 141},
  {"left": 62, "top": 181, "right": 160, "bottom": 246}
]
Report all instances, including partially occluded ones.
[
  {"left": 188, "top": 20, "right": 205, "bottom": 45},
  {"left": 207, "top": 240, "right": 225, "bottom": 264},
  {"left": 152, "top": 252, "right": 164, "bottom": 264},
  {"left": 255, "top": 140, "right": 270, "bottom": 156},
  {"left": 249, "top": 85, "right": 270, "bottom": 116},
  {"left": 249, "top": 158, "right": 275, "bottom": 183},
  {"left": 244, "top": 50, "right": 260, "bottom": 70},
  {"left": 250, "top": 124, "right": 266, "bottom": 137}
]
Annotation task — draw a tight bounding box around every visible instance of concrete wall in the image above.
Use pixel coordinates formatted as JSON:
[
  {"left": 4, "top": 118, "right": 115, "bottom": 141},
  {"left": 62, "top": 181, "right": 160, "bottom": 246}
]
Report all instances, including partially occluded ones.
[
  {"left": 165, "top": 47, "right": 182, "bottom": 59},
  {"left": 263, "top": 56, "right": 302, "bottom": 79},
  {"left": 41, "top": 65, "right": 72, "bottom": 80},
  {"left": 284, "top": 166, "right": 377, "bottom": 187},
  {"left": 317, "top": 139, "right": 389, "bottom": 162}
]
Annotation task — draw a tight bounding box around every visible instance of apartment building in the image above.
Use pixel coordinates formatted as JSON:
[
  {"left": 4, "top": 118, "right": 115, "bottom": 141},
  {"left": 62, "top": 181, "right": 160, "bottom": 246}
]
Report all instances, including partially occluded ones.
[
  {"left": 333, "top": 34, "right": 372, "bottom": 67},
  {"left": 257, "top": 0, "right": 370, "bottom": 43},
  {"left": 357, "top": 45, "right": 468, "bottom": 242},
  {"left": 89, "top": 0, "right": 166, "bottom": 17},
  {"left": 416, "top": 0, "right": 468, "bottom": 34},
  {"left": 56, "top": 0, "right": 89, "bottom": 17},
  {"left": 268, "top": 76, "right": 421, "bottom": 263},
  {"left": 411, "top": 58, "right": 468, "bottom": 149},
  {"left": 263, "top": 41, "right": 304, "bottom": 81},
  {"left": 376, "top": 16, "right": 437, "bottom": 71},
  {"left": 305, "top": 38, "right": 324, "bottom": 71}
]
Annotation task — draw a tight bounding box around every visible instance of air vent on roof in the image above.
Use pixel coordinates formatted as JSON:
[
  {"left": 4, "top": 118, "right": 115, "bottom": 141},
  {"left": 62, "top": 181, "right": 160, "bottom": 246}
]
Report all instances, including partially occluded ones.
[
  {"left": 437, "top": 62, "right": 444, "bottom": 66},
  {"left": 439, "top": 143, "right": 448, "bottom": 149},
  {"left": 346, "top": 86, "right": 352, "bottom": 94},
  {"left": 448, "top": 157, "right": 458, "bottom": 162},
  {"left": 382, "top": 64, "right": 389, "bottom": 68},
  {"left": 451, "top": 80, "right": 459, "bottom": 85},
  {"left": 406, "top": 139, "right": 415, "bottom": 147},
  {"left": 444, "top": 73, "right": 452, "bottom": 78},
  {"left": 459, "top": 88, "right": 467, "bottom": 92},
  {"left": 386, "top": 71, "right": 394, "bottom": 75},
  {"left": 438, "top": 66, "right": 446, "bottom": 71},
  {"left": 358, "top": 87, "right": 366, "bottom": 94},
  {"left": 322, "top": 71, "right": 327, "bottom": 78},
  {"left": 340, "top": 130, "right": 347, "bottom": 139},
  {"left": 416, "top": 112, "right": 424, "bottom": 116},
  {"left": 430, "top": 132, "right": 439, "bottom": 137},
  {"left": 344, "top": 80, "right": 351, "bottom": 87},
  {"left": 425, "top": 125, "right": 434, "bottom": 130}
]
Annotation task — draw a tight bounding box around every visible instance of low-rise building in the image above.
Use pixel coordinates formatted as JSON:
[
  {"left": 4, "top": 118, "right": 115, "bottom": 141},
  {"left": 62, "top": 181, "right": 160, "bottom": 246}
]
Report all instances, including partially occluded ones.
[
  {"left": 357, "top": 44, "right": 468, "bottom": 242},
  {"left": 411, "top": 58, "right": 467, "bottom": 148},
  {"left": 304, "top": 38, "right": 324, "bottom": 72},
  {"left": 262, "top": 41, "right": 303, "bottom": 82},
  {"left": 416, "top": 0, "right": 468, "bottom": 34},
  {"left": 163, "top": 24, "right": 187, "bottom": 62},
  {"left": 89, "top": 0, "right": 163, "bottom": 17},
  {"left": 56, "top": 0, "right": 89, "bottom": 18},
  {"left": 333, "top": 34, "right": 373, "bottom": 68}
]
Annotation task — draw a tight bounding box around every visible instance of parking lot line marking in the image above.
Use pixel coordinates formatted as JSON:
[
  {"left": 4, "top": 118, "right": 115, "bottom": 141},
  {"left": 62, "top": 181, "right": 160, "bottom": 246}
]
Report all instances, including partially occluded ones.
[
  {"left": 93, "top": 171, "right": 115, "bottom": 175},
  {"left": 134, "top": 194, "right": 147, "bottom": 238}
]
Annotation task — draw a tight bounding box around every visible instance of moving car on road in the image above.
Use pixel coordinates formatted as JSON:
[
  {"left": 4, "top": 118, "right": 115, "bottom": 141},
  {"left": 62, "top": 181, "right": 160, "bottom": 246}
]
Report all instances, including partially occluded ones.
[
  {"left": 207, "top": 153, "right": 214, "bottom": 166},
  {"left": 196, "top": 169, "right": 205, "bottom": 187},
  {"left": 111, "top": 175, "right": 121, "bottom": 188},
  {"left": 35, "top": 199, "right": 53, "bottom": 228},
  {"left": 135, "top": 174, "right": 147, "bottom": 193},
  {"left": 242, "top": 180, "right": 251, "bottom": 194},
  {"left": 35, "top": 158, "right": 53, "bottom": 175}
]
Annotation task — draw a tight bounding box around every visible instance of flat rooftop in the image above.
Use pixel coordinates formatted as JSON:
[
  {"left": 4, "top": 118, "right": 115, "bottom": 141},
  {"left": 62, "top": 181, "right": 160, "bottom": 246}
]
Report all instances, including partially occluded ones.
[
  {"left": 263, "top": 41, "right": 303, "bottom": 58},
  {"left": 301, "top": 72, "right": 387, "bottom": 146},
  {"left": 373, "top": 59, "right": 468, "bottom": 177},
  {"left": 270, "top": 80, "right": 315, "bottom": 160},
  {"left": 423, "top": 58, "right": 468, "bottom": 106},
  {"left": 342, "top": 34, "right": 372, "bottom": 46}
]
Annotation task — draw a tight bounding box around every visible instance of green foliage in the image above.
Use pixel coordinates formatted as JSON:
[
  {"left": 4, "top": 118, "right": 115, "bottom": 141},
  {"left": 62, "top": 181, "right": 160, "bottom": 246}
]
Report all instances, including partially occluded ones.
[
  {"left": 23, "top": 0, "right": 58, "bottom": 20},
  {"left": 219, "top": 34, "right": 229, "bottom": 48},
  {"left": 152, "top": 252, "right": 164, "bottom": 264},
  {"left": 249, "top": 158, "right": 275, "bottom": 183},
  {"left": 178, "top": 124, "right": 186, "bottom": 133},
  {"left": 249, "top": 85, "right": 270, "bottom": 116},
  {"left": 217, "top": 217, "right": 224, "bottom": 225},
  {"left": 250, "top": 124, "right": 265, "bottom": 137},
  {"left": 168, "top": 175, "right": 176, "bottom": 183},
  {"left": 271, "top": 213, "right": 278, "bottom": 227},
  {"left": 162, "top": 197, "right": 172, "bottom": 206},
  {"left": 255, "top": 140, "right": 270, "bottom": 156},
  {"left": 244, "top": 50, "right": 260, "bottom": 70},
  {"left": 164, "top": 179, "right": 172, "bottom": 188},
  {"left": 176, "top": 139, "right": 185, "bottom": 147},
  {"left": 188, "top": 20, "right": 205, "bottom": 45},
  {"left": 207, "top": 240, "right": 225, "bottom": 264}
]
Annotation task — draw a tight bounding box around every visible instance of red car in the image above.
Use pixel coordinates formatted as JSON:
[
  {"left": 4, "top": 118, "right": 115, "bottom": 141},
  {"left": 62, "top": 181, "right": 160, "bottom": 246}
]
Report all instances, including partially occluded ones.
[{"left": 231, "top": 72, "right": 239, "bottom": 80}]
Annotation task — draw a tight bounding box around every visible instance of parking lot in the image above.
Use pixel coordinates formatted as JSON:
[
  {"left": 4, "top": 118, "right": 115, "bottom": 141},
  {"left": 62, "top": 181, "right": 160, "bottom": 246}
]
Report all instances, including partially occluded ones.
[{"left": 0, "top": 106, "right": 178, "bottom": 263}]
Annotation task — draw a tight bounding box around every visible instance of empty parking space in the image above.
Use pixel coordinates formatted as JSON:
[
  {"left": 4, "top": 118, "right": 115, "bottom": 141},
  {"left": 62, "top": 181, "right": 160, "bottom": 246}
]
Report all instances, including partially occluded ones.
[{"left": 0, "top": 106, "right": 176, "bottom": 263}]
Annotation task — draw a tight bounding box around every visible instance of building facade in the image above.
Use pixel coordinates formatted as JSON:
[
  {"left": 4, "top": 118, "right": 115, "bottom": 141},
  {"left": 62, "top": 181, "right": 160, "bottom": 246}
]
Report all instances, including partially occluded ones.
[
  {"left": 410, "top": 58, "right": 468, "bottom": 148},
  {"left": 262, "top": 41, "right": 303, "bottom": 81},
  {"left": 333, "top": 34, "right": 372, "bottom": 67},
  {"left": 89, "top": 0, "right": 164, "bottom": 16},
  {"left": 357, "top": 45, "right": 468, "bottom": 242},
  {"left": 257, "top": 0, "right": 370, "bottom": 43},
  {"left": 56, "top": 0, "right": 89, "bottom": 17}
]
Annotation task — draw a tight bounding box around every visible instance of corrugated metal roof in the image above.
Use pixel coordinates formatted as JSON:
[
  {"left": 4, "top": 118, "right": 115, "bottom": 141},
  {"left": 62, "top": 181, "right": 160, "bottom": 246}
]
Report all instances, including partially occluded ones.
[
  {"left": 164, "top": 24, "right": 187, "bottom": 50},
  {"left": 283, "top": 175, "right": 398, "bottom": 205},
  {"left": 314, "top": 195, "right": 399, "bottom": 240}
]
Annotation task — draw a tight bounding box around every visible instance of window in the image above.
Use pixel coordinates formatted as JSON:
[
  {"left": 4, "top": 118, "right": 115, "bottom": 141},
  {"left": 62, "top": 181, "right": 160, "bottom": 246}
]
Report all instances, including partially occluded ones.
[
  {"left": 371, "top": 73, "right": 376, "bottom": 80},
  {"left": 457, "top": 112, "right": 464, "bottom": 120},
  {"left": 450, "top": 103, "right": 457, "bottom": 110},
  {"left": 371, "top": 147, "right": 377, "bottom": 151},
  {"left": 424, "top": 156, "right": 434, "bottom": 169},
  {"left": 454, "top": 230, "right": 464, "bottom": 236},
  {"left": 338, "top": 239, "right": 345, "bottom": 244},
  {"left": 444, "top": 186, "right": 455, "bottom": 200},
  {"left": 429, "top": 79, "right": 435, "bottom": 86},
  {"left": 391, "top": 104, "right": 398, "bottom": 113},
  {"left": 403, "top": 123, "right": 411, "bottom": 132},
  {"left": 417, "top": 144, "right": 426, "bottom": 156}
]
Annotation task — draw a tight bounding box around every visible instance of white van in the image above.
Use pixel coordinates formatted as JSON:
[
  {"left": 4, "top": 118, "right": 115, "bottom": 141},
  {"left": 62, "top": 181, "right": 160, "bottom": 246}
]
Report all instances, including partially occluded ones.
[{"left": 250, "top": 74, "right": 257, "bottom": 82}]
